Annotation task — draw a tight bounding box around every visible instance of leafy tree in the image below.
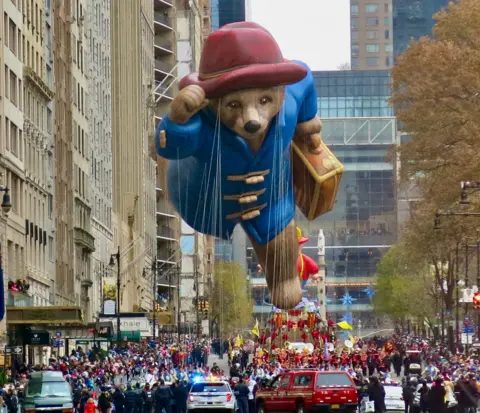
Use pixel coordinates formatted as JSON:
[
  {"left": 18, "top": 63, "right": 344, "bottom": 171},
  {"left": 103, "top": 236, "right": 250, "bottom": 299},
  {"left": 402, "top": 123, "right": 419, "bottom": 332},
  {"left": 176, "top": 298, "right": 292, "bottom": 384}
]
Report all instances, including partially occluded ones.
[
  {"left": 373, "top": 245, "right": 435, "bottom": 330},
  {"left": 211, "top": 262, "right": 253, "bottom": 336}
]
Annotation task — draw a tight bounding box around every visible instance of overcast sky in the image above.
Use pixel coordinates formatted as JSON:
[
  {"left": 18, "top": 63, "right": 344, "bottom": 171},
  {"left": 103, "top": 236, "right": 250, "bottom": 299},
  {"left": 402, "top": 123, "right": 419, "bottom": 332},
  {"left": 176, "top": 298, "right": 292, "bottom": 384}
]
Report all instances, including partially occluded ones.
[{"left": 250, "top": 0, "right": 351, "bottom": 71}]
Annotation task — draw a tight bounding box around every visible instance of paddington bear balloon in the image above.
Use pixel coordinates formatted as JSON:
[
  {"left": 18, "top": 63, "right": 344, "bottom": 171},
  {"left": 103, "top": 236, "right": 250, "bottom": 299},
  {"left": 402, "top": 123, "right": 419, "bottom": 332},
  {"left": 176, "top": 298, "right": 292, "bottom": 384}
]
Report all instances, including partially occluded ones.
[{"left": 154, "top": 22, "right": 343, "bottom": 309}]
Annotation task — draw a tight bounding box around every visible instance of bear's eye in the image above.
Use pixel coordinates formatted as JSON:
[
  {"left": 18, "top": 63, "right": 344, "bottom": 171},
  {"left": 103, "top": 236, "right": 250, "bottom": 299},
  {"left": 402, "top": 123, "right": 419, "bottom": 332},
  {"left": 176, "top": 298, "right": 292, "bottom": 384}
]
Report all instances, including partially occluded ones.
[
  {"left": 227, "top": 101, "right": 241, "bottom": 109},
  {"left": 259, "top": 96, "right": 272, "bottom": 105}
]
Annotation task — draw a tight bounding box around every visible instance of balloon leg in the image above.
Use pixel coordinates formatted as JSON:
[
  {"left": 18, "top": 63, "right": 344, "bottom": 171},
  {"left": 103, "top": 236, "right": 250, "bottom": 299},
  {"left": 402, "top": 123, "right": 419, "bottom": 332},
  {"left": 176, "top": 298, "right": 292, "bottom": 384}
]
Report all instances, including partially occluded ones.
[{"left": 249, "top": 220, "right": 302, "bottom": 309}]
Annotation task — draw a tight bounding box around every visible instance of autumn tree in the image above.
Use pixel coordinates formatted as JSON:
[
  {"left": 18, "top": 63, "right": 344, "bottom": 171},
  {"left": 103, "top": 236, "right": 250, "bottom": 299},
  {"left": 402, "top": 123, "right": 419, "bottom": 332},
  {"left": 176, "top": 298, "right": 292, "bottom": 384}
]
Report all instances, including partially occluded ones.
[
  {"left": 391, "top": 0, "right": 480, "bottom": 209},
  {"left": 211, "top": 262, "right": 253, "bottom": 336}
]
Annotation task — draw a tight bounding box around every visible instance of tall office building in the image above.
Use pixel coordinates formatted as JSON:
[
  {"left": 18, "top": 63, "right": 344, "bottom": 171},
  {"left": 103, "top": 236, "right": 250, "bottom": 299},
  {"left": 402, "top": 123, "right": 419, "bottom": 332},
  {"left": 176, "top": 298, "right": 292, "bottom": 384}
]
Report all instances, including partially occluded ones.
[
  {"left": 393, "top": 0, "right": 449, "bottom": 59},
  {"left": 350, "top": 0, "right": 394, "bottom": 70},
  {"left": 210, "top": 0, "right": 245, "bottom": 31},
  {"left": 111, "top": 0, "right": 157, "bottom": 314},
  {"left": 88, "top": 0, "right": 113, "bottom": 318},
  {"left": 153, "top": 0, "right": 180, "bottom": 329},
  {"left": 53, "top": 0, "right": 97, "bottom": 318},
  {"left": 175, "top": 0, "right": 215, "bottom": 333},
  {"left": 0, "top": 0, "right": 56, "bottom": 325}
]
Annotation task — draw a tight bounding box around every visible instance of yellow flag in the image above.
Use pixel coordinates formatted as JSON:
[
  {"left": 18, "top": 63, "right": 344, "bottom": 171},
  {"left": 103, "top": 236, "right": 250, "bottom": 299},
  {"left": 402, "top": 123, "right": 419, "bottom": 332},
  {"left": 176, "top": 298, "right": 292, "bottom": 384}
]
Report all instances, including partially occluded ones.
[
  {"left": 337, "top": 321, "right": 353, "bottom": 330},
  {"left": 252, "top": 319, "right": 260, "bottom": 337},
  {"left": 235, "top": 334, "right": 243, "bottom": 347}
]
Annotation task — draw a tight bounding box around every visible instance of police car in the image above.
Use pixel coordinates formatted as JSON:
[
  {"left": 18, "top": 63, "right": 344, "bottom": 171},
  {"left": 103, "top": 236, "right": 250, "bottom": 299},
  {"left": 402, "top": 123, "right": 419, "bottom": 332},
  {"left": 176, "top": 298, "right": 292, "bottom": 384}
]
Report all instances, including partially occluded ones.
[{"left": 187, "top": 378, "right": 236, "bottom": 412}]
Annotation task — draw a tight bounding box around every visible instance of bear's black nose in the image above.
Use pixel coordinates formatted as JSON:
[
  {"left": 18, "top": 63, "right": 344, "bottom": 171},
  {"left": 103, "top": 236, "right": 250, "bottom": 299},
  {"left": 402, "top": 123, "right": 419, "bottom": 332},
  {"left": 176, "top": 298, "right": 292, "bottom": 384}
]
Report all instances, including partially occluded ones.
[{"left": 244, "top": 120, "right": 261, "bottom": 134}]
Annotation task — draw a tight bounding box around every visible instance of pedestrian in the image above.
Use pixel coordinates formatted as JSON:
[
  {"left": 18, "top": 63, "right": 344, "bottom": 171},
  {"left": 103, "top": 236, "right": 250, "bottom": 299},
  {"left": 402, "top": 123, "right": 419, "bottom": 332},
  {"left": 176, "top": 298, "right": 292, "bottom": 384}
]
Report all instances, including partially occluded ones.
[
  {"left": 418, "top": 382, "right": 429, "bottom": 413},
  {"left": 234, "top": 377, "right": 250, "bottom": 413},
  {"left": 367, "top": 376, "right": 386, "bottom": 413},
  {"left": 141, "top": 383, "right": 154, "bottom": 413},
  {"left": 172, "top": 381, "right": 188, "bottom": 413},
  {"left": 428, "top": 376, "right": 446, "bottom": 413},
  {"left": 124, "top": 385, "right": 137, "bottom": 413},
  {"left": 84, "top": 399, "right": 96, "bottom": 413},
  {"left": 402, "top": 379, "right": 415, "bottom": 413},
  {"left": 247, "top": 376, "right": 258, "bottom": 413},
  {"left": 154, "top": 379, "right": 173, "bottom": 413}
]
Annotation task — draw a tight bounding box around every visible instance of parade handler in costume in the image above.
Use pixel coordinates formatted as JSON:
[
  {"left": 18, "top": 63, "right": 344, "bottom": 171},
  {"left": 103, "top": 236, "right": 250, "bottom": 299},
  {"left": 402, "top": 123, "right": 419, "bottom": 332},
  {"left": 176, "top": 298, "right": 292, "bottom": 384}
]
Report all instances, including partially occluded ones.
[{"left": 154, "top": 22, "right": 343, "bottom": 309}]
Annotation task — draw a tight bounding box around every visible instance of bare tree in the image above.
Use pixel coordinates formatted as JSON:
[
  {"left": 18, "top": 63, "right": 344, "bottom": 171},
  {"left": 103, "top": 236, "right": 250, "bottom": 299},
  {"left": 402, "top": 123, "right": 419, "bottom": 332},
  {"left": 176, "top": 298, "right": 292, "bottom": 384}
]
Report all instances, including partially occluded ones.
[{"left": 337, "top": 62, "right": 351, "bottom": 70}]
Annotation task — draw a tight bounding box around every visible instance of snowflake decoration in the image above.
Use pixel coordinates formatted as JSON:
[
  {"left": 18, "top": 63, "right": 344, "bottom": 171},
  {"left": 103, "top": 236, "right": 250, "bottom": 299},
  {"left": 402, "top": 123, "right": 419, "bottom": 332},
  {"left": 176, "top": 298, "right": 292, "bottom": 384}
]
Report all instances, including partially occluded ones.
[
  {"left": 340, "top": 292, "right": 357, "bottom": 307},
  {"left": 341, "top": 313, "right": 353, "bottom": 324},
  {"left": 363, "top": 286, "right": 376, "bottom": 300}
]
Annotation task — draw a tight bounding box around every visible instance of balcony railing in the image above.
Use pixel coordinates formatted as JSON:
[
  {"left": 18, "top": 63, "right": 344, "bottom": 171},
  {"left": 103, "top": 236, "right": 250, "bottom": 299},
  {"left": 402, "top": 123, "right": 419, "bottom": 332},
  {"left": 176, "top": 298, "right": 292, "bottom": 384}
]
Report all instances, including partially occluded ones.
[
  {"left": 154, "top": 83, "right": 174, "bottom": 100},
  {"left": 7, "top": 291, "right": 34, "bottom": 307},
  {"left": 74, "top": 227, "right": 95, "bottom": 253},
  {"left": 157, "top": 224, "right": 178, "bottom": 241},
  {"left": 154, "top": 0, "right": 173, "bottom": 9},
  {"left": 155, "top": 40, "right": 174, "bottom": 54},
  {"left": 154, "top": 13, "right": 173, "bottom": 29},
  {"left": 155, "top": 59, "right": 174, "bottom": 76}
]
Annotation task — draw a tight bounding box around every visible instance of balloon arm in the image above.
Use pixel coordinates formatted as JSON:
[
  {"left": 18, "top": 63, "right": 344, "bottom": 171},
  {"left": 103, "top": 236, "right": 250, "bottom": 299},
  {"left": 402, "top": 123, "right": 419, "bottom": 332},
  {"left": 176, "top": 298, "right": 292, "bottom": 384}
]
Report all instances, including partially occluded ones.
[{"left": 155, "top": 114, "right": 204, "bottom": 159}]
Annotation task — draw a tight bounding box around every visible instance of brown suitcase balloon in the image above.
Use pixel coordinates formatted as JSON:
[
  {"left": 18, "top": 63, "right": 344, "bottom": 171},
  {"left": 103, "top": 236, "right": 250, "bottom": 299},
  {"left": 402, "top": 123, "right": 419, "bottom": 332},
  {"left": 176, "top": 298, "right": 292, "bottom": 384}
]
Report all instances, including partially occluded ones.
[{"left": 292, "top": 138, "right": 344, "bottom": 221}]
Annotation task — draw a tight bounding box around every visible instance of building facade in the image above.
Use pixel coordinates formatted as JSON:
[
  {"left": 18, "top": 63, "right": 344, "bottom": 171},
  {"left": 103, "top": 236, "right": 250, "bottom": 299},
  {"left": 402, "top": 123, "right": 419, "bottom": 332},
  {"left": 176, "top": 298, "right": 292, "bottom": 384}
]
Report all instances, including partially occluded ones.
[
  {"left": 111, "top": 0, "right": 156, "bottom": 314},
  {"left": 88, "top": 0, "right": 113, "bottom": 318},
  {"left": 350, "top": 0, "right": 394, "bottom": 70},
  {"left": 393, "top": 0, "right": 449, "bottom": 59},
  {"left": 210, "top": 0, "right": 245, "bottom": 31}
]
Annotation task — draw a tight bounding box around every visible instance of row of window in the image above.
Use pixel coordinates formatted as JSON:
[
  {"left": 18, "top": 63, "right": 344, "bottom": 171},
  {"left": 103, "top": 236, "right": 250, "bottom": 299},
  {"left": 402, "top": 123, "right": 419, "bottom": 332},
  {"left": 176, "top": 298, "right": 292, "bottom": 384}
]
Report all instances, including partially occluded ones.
[
  {"left": 352, "top": 56, "right": 393, "bottom": 68},
  {"left": 93, "top": 196, "right": 112, "bottom": 229},
  {"left": 352, "top": 16, "right": 392, "bottom": 28},
  {"left": 351, "top": 3, "right": 391, "bottom": 14},
  {"left": 72, "top": 78, "right": 87, "bottom": 117},
  {"left": 352, "top": 43, "right": 393, "bottom": 55},
  {"left": 74, "top": 163, "right": 89, "bottom": 200},
  {"left": 351, "top": 29, "right": 390, "bottom": 41},
  {"left": 72, "top": 120, "right": 88, "bottom": 158},
  {"left": 72, "top": 33, "right": 85, "bottom": 74},
  {"left": 3, "top": 11, "right": 51, "bottom": 81},
  {"left": 4, "top": 65, "right": 21, "bottom": 109}
]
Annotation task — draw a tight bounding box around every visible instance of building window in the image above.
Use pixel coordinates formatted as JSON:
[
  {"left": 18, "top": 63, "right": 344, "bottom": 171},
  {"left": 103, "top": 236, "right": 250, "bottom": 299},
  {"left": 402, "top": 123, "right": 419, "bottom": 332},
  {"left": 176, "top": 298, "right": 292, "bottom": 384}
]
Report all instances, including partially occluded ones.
[
  {"left": 385, "top": 44, "right": 393, "bottom": 53},
  {"left": 351, "top": 58, "right": 360, "bottom": 68},
  {"left": 366, "top": 57, "right": 379, "bottom": 67},
  {"left": 351, "top": 17, "right": 359, "bottom": 28},
  {"left": 385, "top": 29, "right": 390, "bottom": 39},
  {"left": 351, "top": 45, "right": 359, "bottom": 57},
  {"left": 367, "top": 30, "right": 378, "bottom": 39},
  {"left": 8, "top": 18, "right": 17, "bottom": 55},
  {"left": 351, "top": 31, "right": 358, "bottom": 42},
  {"left": 48, "top": 194, "right": 53, "bottom": 218},
  {"left": 385, "top": 3, "right": 391, "bottom": 13},
  {"left": 366, "top": 17, "right": 379, "bottom": 26},
  {"left": 366, "top": 44, "right": 380, "bottom": 53},
  {"left": 384, "top": 17, "right": 392, "bottom": 26},
  {"left": 10, "top": 122, "right": 18, "bottom": 155},
  {"left": 386, "top": 56, "right": 393, "bottom": 66},
  {"left": 351, "top": 4, "right": 359, "bottom": 14},
  {"left": 10, "top": 71, "right": 17, "bottom": 106},
  {"left": 47, "top": 107, "right": 52, "bottom": 133},
  {"left": 366, "top": 4, "right": 378, "bottom": 13},
  {"left": 48, "top": 236, "right": 54, "bottom": 261}
]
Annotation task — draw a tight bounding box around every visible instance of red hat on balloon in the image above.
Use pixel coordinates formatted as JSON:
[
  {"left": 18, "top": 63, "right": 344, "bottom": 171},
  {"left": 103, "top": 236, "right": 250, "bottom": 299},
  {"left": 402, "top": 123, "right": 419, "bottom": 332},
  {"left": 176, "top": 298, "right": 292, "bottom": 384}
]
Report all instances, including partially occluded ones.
[{"left": 179, "top": 22, "right": 308, "bottom": 98}]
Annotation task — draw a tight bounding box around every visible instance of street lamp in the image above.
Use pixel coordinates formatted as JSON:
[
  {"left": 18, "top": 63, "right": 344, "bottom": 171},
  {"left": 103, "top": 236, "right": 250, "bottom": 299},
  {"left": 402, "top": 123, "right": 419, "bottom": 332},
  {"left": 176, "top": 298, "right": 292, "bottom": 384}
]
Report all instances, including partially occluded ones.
[
  {"left": 0, "top": 187, "right": 11, "bottom": 215},
  {"left": 109, "top": 246, "right": 121, "bottom": 344}
]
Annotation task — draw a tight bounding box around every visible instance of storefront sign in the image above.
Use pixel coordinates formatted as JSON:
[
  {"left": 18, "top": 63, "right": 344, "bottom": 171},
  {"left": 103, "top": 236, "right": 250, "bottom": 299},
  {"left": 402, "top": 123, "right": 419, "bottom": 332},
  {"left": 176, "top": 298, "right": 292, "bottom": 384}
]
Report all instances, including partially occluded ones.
[
  {"left": 25, "top": 331, "right": 50, "bottom": 345},
  {"left": 99, "top": 316, "right": 151, "bottom": 334}
]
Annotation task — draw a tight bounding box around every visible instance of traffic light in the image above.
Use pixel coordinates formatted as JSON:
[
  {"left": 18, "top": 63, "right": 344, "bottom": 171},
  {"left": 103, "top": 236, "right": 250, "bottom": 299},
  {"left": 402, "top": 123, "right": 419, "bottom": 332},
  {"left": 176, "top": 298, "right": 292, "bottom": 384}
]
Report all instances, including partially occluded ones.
[
  {"left": 473, "top": 292, "right": 480, "bottom": 309},
  {"left": 203, "top": 301, "right": 209, "bottom": 320}
]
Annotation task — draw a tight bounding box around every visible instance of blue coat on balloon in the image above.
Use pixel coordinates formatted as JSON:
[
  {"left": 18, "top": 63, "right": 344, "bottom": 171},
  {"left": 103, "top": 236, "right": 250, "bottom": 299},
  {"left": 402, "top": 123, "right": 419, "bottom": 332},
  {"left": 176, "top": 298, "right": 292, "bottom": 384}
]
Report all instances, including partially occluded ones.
[{"left": 155, "top": 61, "right": 318, "bottom": 245}]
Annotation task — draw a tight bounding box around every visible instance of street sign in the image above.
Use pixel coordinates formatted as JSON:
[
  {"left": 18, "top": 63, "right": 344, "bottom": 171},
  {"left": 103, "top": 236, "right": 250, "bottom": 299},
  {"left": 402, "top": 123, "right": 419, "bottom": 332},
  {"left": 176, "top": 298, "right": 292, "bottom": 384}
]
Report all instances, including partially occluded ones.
[
  {"left": 5, "top": 346, "right": 23, "bottom": 355},
  {"left": 56, "top": 331, "right": 62, "bottom": 337}
]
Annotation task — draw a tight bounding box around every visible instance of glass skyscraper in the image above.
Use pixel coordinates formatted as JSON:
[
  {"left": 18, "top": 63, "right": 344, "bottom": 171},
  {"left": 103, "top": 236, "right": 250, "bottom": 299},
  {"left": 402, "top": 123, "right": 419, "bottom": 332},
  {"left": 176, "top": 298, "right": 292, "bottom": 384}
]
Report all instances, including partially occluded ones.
[
  {"left": 210, "top": 0, "right": 246, "bottom": 31},
  {"left": 393, "top": 0, "right": 450, "bottom": 59}
]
